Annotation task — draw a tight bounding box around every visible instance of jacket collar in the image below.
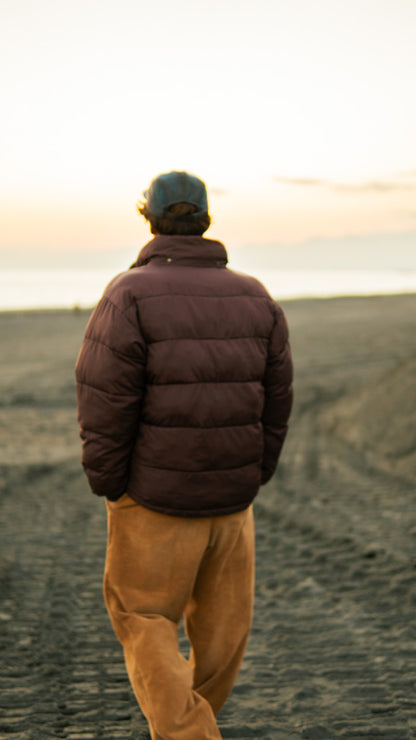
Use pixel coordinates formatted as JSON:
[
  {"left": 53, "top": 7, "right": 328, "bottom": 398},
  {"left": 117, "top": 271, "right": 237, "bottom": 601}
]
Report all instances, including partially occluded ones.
[{"left": 131, "top": 235, "right": 228, "bottom": 269}]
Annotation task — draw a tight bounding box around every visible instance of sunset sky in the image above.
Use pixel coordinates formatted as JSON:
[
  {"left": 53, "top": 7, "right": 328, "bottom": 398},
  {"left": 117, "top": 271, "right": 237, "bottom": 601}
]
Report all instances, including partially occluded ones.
[{"left": 2, "top": 0, "right": 416, "bottom": 270}]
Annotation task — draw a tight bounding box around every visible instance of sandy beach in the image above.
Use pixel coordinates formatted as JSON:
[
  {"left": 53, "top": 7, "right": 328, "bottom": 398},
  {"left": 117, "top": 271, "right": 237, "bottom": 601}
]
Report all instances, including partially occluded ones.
[{"left": 1, "top": 293, "right": 415, "bottom": 740}]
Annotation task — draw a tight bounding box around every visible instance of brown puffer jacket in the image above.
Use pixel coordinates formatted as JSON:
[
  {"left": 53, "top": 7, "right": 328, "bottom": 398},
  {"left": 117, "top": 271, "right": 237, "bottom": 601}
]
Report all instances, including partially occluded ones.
[{"left": 75, "top": 235, "right": 293, "bottom": 516}]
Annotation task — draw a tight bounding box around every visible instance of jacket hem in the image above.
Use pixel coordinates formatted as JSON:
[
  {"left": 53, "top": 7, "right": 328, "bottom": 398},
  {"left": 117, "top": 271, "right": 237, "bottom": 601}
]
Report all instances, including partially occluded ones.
[{"left": 124, "top": 493, "right": 257, "bottom": 518}]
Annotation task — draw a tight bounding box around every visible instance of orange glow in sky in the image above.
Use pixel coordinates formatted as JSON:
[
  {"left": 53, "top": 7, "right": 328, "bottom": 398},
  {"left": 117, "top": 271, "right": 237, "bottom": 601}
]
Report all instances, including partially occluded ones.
[{"left": 2, "top": 0, "right": 416, "bottom": 258}]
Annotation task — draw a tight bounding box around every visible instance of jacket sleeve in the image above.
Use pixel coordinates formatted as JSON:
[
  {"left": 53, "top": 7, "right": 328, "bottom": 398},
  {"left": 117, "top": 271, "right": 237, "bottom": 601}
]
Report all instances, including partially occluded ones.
[
  {"left": 75, "top": 292, "right": 146, "bottom": 500},
  {"left": 261, "top": 304, "right": 293, "bottom": 484}
]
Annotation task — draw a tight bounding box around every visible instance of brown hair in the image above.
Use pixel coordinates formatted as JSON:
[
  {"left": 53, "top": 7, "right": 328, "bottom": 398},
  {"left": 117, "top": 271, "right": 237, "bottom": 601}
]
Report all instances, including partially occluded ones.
[{"left": 137, "top": 201, "right": 211, "bottom": 236}]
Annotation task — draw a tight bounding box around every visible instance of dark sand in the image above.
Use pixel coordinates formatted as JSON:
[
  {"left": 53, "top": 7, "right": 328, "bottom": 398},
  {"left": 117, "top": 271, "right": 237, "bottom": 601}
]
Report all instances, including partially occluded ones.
[{"left": 0, "top": 294, "right": 415, "bottom": 740}]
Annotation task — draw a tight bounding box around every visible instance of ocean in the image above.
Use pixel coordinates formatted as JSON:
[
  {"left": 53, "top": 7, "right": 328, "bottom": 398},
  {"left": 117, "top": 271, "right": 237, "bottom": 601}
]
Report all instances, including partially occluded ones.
[{"left": 1, "top": 267, "right": 416, "bottom": 310}]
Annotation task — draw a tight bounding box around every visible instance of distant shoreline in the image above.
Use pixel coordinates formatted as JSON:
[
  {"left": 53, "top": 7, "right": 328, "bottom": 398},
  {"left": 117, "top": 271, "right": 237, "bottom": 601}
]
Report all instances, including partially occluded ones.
[
  {"left": 2, "top": 266, "right": 416, "bottom": 311},
  {"left": 1, "top": 290, "right": 416, "bottom": 315}
]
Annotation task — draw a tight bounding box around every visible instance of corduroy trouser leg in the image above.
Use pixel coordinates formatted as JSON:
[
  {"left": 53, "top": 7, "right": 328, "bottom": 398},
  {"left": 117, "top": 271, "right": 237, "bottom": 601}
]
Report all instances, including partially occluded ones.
[{"left": 103, "top": 496, "right": 255, "bottom": 740}]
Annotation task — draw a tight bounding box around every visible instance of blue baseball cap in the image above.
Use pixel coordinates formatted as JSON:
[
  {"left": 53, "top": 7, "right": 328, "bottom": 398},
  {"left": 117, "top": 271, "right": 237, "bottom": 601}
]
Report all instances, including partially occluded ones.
[{"left": 143, "top": 171, "right": 209, "bottom": 218}]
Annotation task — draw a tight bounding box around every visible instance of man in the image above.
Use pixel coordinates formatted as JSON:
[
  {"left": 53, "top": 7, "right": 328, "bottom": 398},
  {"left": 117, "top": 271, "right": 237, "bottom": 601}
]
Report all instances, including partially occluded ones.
[{"left": 75, "top": 171, "right": 293, "bottom": 740}]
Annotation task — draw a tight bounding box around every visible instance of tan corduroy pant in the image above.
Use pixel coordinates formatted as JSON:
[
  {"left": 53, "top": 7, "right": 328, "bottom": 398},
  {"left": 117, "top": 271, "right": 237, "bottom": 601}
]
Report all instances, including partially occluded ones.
[{"left": 103, "top": 495, "right": 255, "bottom": 740}]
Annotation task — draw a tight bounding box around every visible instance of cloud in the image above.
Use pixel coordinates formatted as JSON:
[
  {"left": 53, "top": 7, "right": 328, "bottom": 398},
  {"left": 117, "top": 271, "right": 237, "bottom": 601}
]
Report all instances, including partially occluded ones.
[
  {"left": 273, "top": 175, "right": 416, "bottom": 193},
  {"left": 273, "top": 177, "right": 327, "bottom": 188},
  {"left": 336, "top": 180, "right": 416, "bottom": 193},
  {"left": 209, "top": 187, "right": 228, "bottom": 196}
]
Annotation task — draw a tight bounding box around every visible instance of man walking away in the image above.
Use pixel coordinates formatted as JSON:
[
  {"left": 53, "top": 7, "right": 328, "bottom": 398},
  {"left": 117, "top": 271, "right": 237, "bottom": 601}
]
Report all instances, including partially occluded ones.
[{"left": 75, "top": 170, "right": 293, "bottom": 740}]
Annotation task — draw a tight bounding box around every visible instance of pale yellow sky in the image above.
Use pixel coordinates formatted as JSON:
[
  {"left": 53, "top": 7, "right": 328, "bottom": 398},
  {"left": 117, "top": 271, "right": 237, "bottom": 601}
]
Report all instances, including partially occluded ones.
[{"left": 1, "top": 0, "right": 416, "bottom": 256}]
